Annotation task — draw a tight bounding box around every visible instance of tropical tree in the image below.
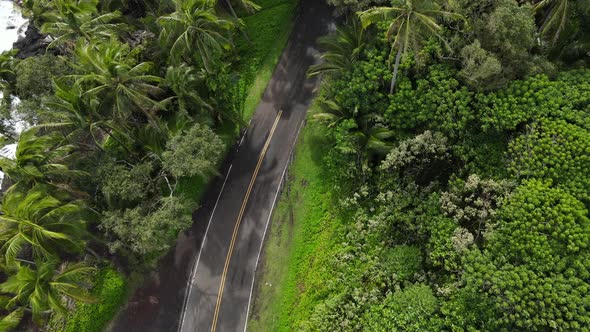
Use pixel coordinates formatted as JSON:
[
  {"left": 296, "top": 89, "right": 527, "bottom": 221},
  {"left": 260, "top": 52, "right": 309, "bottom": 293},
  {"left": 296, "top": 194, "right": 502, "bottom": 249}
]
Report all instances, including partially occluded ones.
[
  {"left": 0, "top": 185, "right": 88, "bottom": 262},
  {"left": 533, "top": 0, "right": 589, "bottom": 44},
  {"left": 314, "top": 96, "right": 394, "bottom": 156},
  {"left": 358, "top": 0, "right": 462, "bottom": 93},
  {"left": 70, "top": 40, "right": 168, "bottom": 129},
  {"left": 158, "top": 0, "right": 234, "bottom": 71},
  {"left": 0, "top": 260, "right": 94, "bottom": 323},
  {"left": 41, "top": 0, "right": 124, "bottom": 48},
  {"left": 308, "top": 17, "right": 365, "bottom": 77},
  {"left": 165, "top": 64, "right": 213, "bottom": 119},
  {"left": 0, "top": 128, "right": 86, "bottom": 192},
  {"left": 43, "top": 82, "right": 130, "bottom": 150}
]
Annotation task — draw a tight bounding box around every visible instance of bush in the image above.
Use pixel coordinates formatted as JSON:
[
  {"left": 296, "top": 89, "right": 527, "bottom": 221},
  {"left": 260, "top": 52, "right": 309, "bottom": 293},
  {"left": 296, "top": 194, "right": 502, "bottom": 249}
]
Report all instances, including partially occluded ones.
[
  {"left": 508, "top": 118, "right": 590, "bottom": 201},
  {"left": 46, "top": 267, "right": 127, "bottom": 332}
]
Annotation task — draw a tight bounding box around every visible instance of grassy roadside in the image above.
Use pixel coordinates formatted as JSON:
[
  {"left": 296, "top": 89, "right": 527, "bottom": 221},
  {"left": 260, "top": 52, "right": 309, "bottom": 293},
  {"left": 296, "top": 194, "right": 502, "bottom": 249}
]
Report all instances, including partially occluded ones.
[
  {"left": 247, "top": 115, "right": 343, "bottom": 331},
  {"left": 236, "top": 0, "right": 299, "bottom": 121}
]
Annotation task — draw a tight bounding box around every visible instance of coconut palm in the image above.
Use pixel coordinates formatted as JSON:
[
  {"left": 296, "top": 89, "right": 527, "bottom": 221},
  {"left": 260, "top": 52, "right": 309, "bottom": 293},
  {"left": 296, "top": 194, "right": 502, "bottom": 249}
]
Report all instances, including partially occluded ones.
[
  {"left": 0, "top": 260, "right": 94, "bottom": 323},
  {"left": 42, "top": 81, "right": 132, "bottom": 151},
  {"left": 534, "top": 0, "right": 590, "bottom": 44},
  {"left": 0, "top": 128, "right": 86, "bottom": 191},
  {"left": 308, "top": 17, "right": 365, "bottom": 78},
  {"left": 70, "top": 40, "right": 168, "bottom": 128},
  {"left": 0, "top": 305, "right": 24, "bottom": 331},
  {"left": 358, "top": 0, "right": 462, "bottom": 93},
  {"left": 313, "top": 96, "right": 394, "bottom": 156},
  {"left": 0, "top": 185, "right": 87, "bottom": 262},
  {"left": 41, "top": 0, "right": 124, "bottom": 48},
  {"left": 165, "top": 64, "right": 213, "bottom": 120},
  {"left": 158, "top": 0, "right": 234, "bottom": 71}
]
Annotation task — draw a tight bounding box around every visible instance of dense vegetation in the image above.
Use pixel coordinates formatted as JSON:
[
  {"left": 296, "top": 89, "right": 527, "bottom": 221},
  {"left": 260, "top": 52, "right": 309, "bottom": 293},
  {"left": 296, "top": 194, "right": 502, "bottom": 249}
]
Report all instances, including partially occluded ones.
[
  {"left": 0, "top": 0, "right": 296, "bottom": 330},
  {"left": 252, "top": 0, "right": 590, "bottom": 330}
]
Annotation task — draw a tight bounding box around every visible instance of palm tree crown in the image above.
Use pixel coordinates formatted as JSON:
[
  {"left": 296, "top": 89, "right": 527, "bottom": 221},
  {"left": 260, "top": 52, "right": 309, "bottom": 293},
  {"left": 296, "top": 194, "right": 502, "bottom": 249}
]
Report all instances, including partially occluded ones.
[
  {"left": 0, "top": 185, "right": 87, "bottom": 262},
  {"left": 0, "top": 260, "right": 94, "bottom": 322},
  {"left": 358, "top": 0, "right": 462, "bottom": 93},
  {"left": 158, "top": 0, "right": 234, "bottom": 71}
]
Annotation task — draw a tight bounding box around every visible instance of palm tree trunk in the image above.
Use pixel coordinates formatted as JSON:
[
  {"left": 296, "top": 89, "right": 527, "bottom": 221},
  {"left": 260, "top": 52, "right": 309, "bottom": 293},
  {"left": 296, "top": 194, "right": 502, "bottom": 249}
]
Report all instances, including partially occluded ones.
[
  {"left": 224, "top": 0, "right": 251, "bottom": 43},
  {"left": 390, "top": 48, "right": 402, "bottom": 94}
]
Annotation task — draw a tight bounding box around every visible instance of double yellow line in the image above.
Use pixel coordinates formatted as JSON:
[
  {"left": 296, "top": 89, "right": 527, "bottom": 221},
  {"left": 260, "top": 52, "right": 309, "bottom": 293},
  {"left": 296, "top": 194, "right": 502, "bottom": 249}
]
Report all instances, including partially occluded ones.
[{"left": 210, "top": 111, "right": 283, "bottom": 332}]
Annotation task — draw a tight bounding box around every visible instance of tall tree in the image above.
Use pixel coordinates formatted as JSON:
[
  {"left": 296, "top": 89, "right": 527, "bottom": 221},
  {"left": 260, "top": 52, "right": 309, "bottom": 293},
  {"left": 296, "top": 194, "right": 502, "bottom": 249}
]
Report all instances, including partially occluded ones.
[
  {"left": 43, "top": 81, "right": 130, "bottom": 150},
  {"left": 0, "top": 260, "right": 94, "bottom": 324},
  {"left": 70, "top": 40, "right": 168, "bottom": 129},
  {"left": 0, "top": 185, "right": 88, "bottom": 262},
  {"left": 0, "top": 128, "right": 86, "bottom": 192},
  {"left": 534, "top": 0, "right": 589, "bottom": 44},
  {"left": 158, "top": 0, "right": 234, "bottom": 71},
  {"left": 308, "top": 18, "right": 365, "bottom": 77},
  {"left": 358, "top": 0, "right": 462, "bottom": 93},
  {"left": 41, "top": 0, "right": 124, "bottom": 48}
]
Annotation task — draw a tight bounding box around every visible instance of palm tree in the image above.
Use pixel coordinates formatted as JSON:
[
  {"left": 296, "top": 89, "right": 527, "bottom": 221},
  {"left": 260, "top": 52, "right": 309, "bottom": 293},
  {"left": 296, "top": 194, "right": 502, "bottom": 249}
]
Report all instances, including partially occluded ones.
[
  {"left": 358, "top": 0, "right": 462, "bottom": 93},
  {"left": 0, "top": 305, "right": 23, "bottom": 331},
  {"left": 0, "top": 128, "right": 86, "bottom": 191},
  {"left": 43, "top": 81, "right": 131, "bottom": 151},
  {"left": 0, "top": 185, "right": 87, "bottom": 262},
  {"left": 534, "top": 0, "right": 589, "bottom": 44},
  {"left": 0, "top": 260, "right": 94, "bottom": 323},
  {"left": 308, "top": 18, "right": 365, "bottom": 78},
  {"left": 313, "top": 96, "right": 394, "bottom": 156},
  {"left": 158, "top": 0, "right": 234, "bottom": 71},
  {"left": 165, "top": 64, "right": 215, "bottom": 123},
  {"left": 70, "top": 40, "right": 168, "bottom": 128},
  {"left": 41, "top": 0, "right": 124, "bottom": 48}
]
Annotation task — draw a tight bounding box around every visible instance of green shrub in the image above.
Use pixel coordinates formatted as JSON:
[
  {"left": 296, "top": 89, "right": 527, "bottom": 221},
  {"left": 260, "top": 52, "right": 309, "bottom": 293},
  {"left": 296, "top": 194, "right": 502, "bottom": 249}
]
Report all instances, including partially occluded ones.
[{"left": 47, "top": 267, "right": 127, "bottom": 332}]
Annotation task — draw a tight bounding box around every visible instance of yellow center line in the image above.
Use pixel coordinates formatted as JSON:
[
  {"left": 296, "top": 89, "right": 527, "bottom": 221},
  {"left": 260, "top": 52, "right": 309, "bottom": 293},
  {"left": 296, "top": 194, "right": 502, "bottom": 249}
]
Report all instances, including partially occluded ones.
[{"left": 210, "top": 111, "right": 283, "bottom": 332}]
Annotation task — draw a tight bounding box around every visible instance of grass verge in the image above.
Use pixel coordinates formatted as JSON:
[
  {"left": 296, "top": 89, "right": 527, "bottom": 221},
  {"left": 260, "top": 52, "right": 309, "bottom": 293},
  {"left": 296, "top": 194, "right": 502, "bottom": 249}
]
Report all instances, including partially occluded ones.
[
  {"left": 236, "top": 0, "right": 298, "bottom": 122},
  {"left": 247, "top": 115, "right": 343, "bottom": 331}
]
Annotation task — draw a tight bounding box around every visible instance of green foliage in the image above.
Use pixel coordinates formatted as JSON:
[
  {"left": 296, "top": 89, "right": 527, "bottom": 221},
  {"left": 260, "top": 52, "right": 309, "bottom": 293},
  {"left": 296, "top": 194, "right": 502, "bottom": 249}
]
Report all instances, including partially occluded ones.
[
  {"left": 456, "top": 0, "right": 543, "bottom": 89},
  {"left": 0, "top": 185, "right": 88, "bottom": 262},
  {"left": 162, "top": 122, "right": 223, "bottom": 179},
  {"left": 386, "top": 65, "right": 475, "bottom": 136},
  {"left": 358, "top": 0, "right": 463, "bottom": 92},
  {"left": 463, "top": 180, "right": 590, "bottom": 330},
  {"left": 326, "top": 0, "right": 388, "bottom": 15},
  {"left": 380, "top": 130, "right": 450, "bottom": 185},
  {"left": 480, "top": 69, "right": 590, "bottom": 130},
  {"left": 41, "top": 0, "right": 124, "bottom": 48},
  {"left": 0, "top": 261, "right": 95, "bottom": 323},
  {"left": 158, "top": 0, "right": 233, "bottom": 70},
  {"left": 70, "top": 40, "right": 166, "bottom": 127},
  {"left": 45, "top": 266, "right": 127, "bottom": 332},
  {"left": 60, "top": 267, "right": 127, "bottom": 332},
  {"left": 509, "top": 118, "right": 590, "bottom": 201},
  {"left": 440, "top": 174, "right": 513, "bottom": 241},
  {"left": 14, "top": 54, "right": 69, "bottom": 100},
  {"left": 308, "top": 17, "right": 365, "bottom": 78},
  {"left": 99, "top": 196, "right": 193, "bottom": 256},
  {"left": 98, "top": 161, "right": 154, "bottom": 203},
  {"left": 361, "top": 284, "right": 442, "bottom": 332}
]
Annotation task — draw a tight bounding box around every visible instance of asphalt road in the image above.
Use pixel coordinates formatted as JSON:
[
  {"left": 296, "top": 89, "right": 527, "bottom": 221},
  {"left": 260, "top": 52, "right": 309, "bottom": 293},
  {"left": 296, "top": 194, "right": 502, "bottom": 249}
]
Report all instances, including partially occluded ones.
[{"left": 111, "top": 1, "right": 333, "bottom": 331}]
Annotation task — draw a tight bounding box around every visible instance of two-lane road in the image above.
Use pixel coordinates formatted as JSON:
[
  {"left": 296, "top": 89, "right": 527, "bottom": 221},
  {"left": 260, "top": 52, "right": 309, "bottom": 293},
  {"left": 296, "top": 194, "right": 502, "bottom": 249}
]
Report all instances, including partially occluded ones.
[
  {"left": 111, "top": 1, "right": 333, "bottom": 331},
  {"left": 179, "top": 1, "right": 333, "bottom": 330}
]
